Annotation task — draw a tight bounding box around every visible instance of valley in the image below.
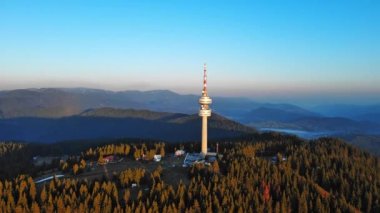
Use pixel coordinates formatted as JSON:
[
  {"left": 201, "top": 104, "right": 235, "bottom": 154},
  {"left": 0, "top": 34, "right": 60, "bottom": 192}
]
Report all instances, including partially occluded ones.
[{"left": 1, "top": 88, "right": 379, "bottom": 155}]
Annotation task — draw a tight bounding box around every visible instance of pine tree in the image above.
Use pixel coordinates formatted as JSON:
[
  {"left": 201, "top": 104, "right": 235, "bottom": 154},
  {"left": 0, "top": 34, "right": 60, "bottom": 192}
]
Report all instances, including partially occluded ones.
[
  {"left": 212, "top": 161, "right": 220, "bottom": 173},
  {"left": 160, "top": 146, "right": 165, "bottom": 158},
  {"left": 73, "top": 164, "right": 79, "bottom": 175},
  {"left": 31, "top": 202, "right": 40, "bottom": 213},
  {"left": 298, "top": 192, "right": 308, "bottom": 213}
]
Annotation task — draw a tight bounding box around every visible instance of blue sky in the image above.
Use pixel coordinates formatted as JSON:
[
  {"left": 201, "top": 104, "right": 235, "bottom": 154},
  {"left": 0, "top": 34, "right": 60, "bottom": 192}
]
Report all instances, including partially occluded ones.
[{"left": 0, "top": 0, "right": 379, "bottom": 105}]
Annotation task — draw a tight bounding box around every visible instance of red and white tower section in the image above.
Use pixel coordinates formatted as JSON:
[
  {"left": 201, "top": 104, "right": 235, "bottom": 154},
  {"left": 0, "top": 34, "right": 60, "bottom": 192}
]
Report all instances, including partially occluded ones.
[{"left": 199, "top": 63, "right": 212, "bottom": 155}]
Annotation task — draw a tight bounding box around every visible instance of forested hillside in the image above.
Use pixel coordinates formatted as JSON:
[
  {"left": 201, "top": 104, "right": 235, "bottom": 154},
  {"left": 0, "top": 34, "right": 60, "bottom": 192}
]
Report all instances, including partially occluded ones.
[
  {"left": 0, "top": 134, "right": 379, "bottom": 212},
  {"left": 0, "top": 108, "right": 255, "bottom": 143}
]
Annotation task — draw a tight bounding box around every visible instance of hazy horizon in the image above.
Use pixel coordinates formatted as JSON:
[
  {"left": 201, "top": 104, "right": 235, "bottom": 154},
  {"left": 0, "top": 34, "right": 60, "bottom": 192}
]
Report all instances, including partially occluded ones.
[
  {"left": 1, "top": 0, "right": 379, "bottom": 106},
  {"left": 1, "top": 86, "right": 379, "bottom": 107}
]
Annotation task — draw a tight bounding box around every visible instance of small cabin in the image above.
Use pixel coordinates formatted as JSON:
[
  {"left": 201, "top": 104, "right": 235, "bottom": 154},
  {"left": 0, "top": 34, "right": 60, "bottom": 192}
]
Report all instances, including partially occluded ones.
[
  {"left": 154, "top": 155, "right": 162, "bottom": 162},
  {"left": 175, "top": 150, "right": 185, "bottom": 157},
  {"left": 104, "top": 155, "right": 114, "bottom": 163}
]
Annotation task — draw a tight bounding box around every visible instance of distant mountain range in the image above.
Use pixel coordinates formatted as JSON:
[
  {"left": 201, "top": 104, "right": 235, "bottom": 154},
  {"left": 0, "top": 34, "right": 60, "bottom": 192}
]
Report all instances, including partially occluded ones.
[
  {"left": 0, "top": 88, "right": 270, "bottom": 120},
  {"left": 312, "top": 104, "right": 380, "bottom": 123},
  {"left": 0, "top": 88, "right": 207, "bottom": 118},
  {"left": 0, "top": 88, "right": 379, "bottom": 139}
]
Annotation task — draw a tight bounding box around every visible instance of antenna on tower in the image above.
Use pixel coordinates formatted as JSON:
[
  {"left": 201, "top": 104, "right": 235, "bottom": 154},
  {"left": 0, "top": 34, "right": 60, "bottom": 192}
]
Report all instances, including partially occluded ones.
[{"left": 203, "top": 63, "right": 207, "bottom": 96}]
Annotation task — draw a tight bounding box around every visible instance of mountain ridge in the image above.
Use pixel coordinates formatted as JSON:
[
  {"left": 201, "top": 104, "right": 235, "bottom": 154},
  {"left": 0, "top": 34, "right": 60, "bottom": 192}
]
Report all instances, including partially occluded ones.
[
  {"left": 79, "top": 107, "right": 180, "bottom": 120},
  {"left": 1, "top": 87, "right": 379, "bottom": 135}
]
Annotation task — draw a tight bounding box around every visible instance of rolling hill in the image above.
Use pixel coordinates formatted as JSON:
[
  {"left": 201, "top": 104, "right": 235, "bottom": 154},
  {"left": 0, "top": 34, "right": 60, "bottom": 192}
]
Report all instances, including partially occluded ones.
[{"left": 0, "top": 108, "right": 256, "bottom": 143}]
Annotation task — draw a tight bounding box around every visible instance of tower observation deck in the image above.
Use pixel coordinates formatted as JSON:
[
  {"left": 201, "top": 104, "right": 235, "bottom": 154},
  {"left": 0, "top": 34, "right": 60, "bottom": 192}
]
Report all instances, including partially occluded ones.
[{"left": 199, "top": 63, "right": 212, "bottom": 155}]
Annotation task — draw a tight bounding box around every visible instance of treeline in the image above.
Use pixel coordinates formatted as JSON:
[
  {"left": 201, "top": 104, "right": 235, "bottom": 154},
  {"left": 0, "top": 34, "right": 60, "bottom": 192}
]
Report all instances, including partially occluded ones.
[
  {"left": 60, "top": 143, "right": 133, "bottom": 175},
  {"left": 59, "top": 143, "right": 166, "bottom": 174},
  {"left": 0, "top": 142, "right": 25, "bottom": 156},
  {"left": 84, "top": 143, "right": 131, "bottom": 160},
  {"left": 0, "top": 136, "right": 379, "bottom": 212}
]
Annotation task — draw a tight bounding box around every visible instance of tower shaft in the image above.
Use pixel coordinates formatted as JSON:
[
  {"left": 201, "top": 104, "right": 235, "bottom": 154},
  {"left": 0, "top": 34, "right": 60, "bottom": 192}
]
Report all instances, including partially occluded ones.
[{"left": 202, "top": 116, "right": 208, "bottom": 155}]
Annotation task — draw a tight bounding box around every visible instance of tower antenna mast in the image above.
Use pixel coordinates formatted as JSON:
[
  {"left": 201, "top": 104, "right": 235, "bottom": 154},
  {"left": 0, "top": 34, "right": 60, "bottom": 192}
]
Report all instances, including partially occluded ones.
[{"left": 203, "top": 63, "right": 208, "bottom": 96}]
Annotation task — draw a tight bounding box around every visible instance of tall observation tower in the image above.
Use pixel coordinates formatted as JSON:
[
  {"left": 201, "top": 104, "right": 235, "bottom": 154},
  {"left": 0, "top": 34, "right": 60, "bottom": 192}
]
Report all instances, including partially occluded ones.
[{"left": 199, "top": 63, "right": 212, "bottom": 155}]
